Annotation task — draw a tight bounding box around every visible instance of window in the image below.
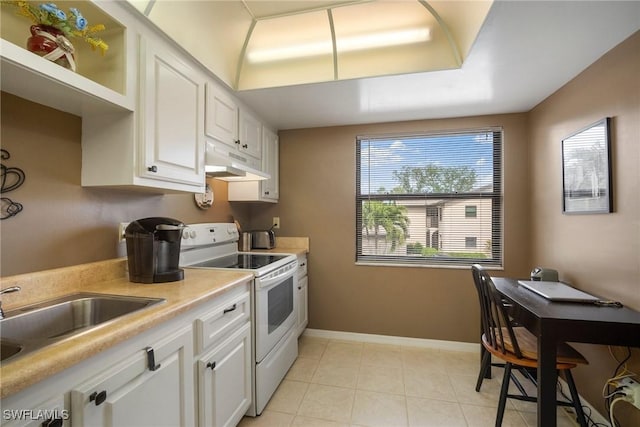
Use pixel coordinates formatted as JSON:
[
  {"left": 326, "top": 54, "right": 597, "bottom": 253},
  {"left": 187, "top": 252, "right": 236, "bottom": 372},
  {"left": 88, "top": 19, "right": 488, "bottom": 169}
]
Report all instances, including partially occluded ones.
[
  {"left": 356, "top": 128, "right": 502, "bottom": 267},
  {"left": 465, "top": 237, "right": 477, "bottom": 248},
  {"left": 465, "top": 205, "right": 477, "bottom": 218}
]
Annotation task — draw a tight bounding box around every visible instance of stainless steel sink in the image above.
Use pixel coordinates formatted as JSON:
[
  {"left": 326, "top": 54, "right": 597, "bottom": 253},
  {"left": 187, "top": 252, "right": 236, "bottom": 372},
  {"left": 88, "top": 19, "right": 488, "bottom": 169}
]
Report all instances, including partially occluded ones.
[{"left": 0, "top": 293, "right": 165, "bottom": 363}]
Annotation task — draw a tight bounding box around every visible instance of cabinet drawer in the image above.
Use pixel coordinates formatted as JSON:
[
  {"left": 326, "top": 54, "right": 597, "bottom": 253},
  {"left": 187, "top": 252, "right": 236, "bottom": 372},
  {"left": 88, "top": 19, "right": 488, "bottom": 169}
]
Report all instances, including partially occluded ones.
[
  {"left": 70, "top": 325, "right": 193, "bottom": 427},
  {"left": 195, "top": 291, "right": 250, "bottom": 354}
]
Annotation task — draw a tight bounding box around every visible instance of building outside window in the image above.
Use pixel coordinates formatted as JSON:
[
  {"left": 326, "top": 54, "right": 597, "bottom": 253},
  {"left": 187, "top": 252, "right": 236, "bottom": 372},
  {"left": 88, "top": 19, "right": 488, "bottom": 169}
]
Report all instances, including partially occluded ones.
[{"left": 356, "top": 128, "right": 503, "bottom": 267}]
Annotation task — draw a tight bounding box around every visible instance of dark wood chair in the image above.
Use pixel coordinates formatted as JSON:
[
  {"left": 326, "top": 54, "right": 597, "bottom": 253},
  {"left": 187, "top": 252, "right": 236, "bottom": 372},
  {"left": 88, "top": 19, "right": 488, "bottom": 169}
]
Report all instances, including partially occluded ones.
[
  {"left": 472, "top": 267, "right": 507, "bottom": 392},
  {"left": 472, "top": 265, "right": 532, "bottom": 392},
  {"left": 471, "top": 264, "right": 589, "bottom": 427}
]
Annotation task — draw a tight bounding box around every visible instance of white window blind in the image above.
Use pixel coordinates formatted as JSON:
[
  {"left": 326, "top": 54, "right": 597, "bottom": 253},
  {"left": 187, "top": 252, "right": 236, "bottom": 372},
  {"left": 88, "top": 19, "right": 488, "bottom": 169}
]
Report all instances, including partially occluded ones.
[{"left": 356, "top": 129, "right": 503, "bottom": 267}]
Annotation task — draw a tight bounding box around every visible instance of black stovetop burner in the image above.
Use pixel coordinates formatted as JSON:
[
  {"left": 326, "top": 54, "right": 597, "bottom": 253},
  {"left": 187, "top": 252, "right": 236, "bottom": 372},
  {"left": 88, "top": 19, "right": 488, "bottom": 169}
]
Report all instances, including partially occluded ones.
[{"left": 190, "top": 253, "right": 289, "bottom": 270}]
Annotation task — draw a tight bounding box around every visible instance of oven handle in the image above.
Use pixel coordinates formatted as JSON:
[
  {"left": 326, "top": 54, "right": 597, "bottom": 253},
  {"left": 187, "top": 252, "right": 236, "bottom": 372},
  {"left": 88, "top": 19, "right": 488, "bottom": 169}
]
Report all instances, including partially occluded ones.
[{"left": 255, "top": 264, "right": 297, "bottom": 291}]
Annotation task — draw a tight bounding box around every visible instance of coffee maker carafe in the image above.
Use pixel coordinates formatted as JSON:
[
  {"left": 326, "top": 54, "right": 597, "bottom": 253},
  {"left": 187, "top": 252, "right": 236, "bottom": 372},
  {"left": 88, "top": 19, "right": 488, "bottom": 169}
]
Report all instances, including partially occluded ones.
[{"left": 125, "top": 217, "right": 185, "bottom": 283}]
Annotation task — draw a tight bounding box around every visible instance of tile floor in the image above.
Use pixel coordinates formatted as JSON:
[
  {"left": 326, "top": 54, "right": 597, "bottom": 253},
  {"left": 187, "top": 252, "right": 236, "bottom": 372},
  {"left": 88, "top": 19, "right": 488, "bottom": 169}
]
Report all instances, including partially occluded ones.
[{"left": 238, "top": 335, "right": 581, "bottom": 427}]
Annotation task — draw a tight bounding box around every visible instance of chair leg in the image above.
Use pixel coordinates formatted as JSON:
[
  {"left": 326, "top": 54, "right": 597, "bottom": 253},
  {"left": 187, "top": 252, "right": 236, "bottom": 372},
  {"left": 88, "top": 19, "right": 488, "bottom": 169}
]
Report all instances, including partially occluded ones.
[
  {"left": 481, "top": 346, "right": 492, "bottom": 379},
  {"left": 564, "top": 370, "right": 588, "bottom": 427},
  {"left": 495, "top": 362, "right": 512, "bottom": 427},
  {"left": 476, "top": 350, "right": 491, "bottom": 392}
]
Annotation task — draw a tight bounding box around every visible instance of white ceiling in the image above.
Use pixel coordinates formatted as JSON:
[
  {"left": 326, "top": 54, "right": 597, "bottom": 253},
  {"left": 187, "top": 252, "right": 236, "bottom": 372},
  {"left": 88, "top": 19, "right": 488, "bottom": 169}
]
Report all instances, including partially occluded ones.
[{"left": 235, "top": 1, "right": 640, "bottom": 130}]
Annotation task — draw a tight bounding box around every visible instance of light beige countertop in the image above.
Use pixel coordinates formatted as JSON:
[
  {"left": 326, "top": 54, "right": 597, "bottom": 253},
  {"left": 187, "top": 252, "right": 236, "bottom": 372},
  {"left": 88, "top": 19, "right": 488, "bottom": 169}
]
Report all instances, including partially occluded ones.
[
  {"left": 0, "top": 258, "right": 252, "bottom": 398},
  {"left": 251, "top": 237, "right": 310, "bottom": 256}
]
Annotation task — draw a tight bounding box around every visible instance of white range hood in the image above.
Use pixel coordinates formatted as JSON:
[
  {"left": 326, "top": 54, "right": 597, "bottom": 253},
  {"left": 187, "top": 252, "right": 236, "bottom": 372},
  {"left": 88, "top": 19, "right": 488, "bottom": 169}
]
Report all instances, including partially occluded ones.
[{"left": 205, "top": 140, "right": 269, "bottom": 182}]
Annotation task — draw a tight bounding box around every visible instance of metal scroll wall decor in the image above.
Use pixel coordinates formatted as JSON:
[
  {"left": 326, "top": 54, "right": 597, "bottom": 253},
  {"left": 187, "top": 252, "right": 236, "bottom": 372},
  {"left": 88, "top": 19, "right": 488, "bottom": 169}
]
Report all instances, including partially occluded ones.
[{"left": 1, "top": 149, "right": 25, "bottom": 220}]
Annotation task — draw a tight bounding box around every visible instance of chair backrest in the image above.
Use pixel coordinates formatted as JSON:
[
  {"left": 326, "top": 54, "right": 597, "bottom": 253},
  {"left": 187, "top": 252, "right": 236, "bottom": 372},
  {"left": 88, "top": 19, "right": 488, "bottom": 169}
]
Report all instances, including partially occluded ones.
[{"left": 471, "top": 264, "right": 523, "bottom": 358}]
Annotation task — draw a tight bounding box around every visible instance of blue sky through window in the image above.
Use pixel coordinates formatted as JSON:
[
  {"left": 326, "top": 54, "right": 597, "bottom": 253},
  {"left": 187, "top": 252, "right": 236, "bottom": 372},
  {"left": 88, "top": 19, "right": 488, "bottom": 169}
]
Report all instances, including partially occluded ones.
[{"left": 360, "top": 132, "right": 494, "bottom": 194}]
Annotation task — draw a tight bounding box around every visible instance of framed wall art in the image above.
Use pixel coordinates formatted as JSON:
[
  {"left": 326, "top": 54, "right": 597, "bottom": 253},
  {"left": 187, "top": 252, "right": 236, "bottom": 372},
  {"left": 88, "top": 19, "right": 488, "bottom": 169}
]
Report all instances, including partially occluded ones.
[{"left": 562, "top": 117, "right": 612, "bottom": 214}]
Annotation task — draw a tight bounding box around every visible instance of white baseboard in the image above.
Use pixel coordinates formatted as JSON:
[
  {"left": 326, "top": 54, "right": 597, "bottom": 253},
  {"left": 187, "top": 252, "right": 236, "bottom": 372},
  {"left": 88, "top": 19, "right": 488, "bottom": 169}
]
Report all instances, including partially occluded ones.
[{"left": 302, "top": 328, "right": 479, "bottom": 352}]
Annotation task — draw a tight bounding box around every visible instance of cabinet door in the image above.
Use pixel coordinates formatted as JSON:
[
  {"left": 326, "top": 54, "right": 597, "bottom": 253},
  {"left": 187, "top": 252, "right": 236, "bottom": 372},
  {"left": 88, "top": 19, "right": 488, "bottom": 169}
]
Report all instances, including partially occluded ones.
[
  {"left": 140, "top": 37, "right": 205, "bottom": 187},
  {"left": 197, "top": 323, "right": 251, "bottom": 427},
  {"left": 70, "top": 325, "right": 194, "bottom": 427},
  {"left": 297, "top": 276, "right": 308, "bottom": 336},
  {"left": 261, "top": 127, "right": 279, "bottom": 201},
  {"left": 205, "top": 81, "right": 239, "bottom": 148},
  {"left": 238, "top": 109, "right": 262, "bottom": 159}
]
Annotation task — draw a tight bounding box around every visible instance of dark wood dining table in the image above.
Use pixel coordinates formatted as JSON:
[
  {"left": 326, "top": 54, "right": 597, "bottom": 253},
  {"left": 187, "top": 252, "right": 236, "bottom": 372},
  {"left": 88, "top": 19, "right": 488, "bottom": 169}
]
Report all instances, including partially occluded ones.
[{"left": 491, "top": 277, "right": 640, "bottom": 427}]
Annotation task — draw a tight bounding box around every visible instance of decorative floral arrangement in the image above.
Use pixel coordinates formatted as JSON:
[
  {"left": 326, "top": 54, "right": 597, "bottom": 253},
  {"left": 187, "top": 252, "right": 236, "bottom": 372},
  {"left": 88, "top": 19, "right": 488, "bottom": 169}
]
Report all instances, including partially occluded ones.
[{"left": 1, "top": 1, "right": 109, "bottom": 54}]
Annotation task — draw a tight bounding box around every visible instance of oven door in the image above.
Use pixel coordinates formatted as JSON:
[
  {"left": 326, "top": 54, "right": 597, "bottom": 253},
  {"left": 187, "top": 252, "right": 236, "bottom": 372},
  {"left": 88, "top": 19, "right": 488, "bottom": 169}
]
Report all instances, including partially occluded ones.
[{"left": 254, "top": 262, "right": 297, "bottom": 362}]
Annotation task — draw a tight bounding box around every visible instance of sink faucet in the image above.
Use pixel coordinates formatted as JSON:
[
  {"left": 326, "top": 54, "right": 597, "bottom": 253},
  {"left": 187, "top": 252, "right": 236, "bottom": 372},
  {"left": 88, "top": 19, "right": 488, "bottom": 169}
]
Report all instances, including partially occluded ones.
[{"left": 0, "top": 286, "right": 21, "bottom": 320}]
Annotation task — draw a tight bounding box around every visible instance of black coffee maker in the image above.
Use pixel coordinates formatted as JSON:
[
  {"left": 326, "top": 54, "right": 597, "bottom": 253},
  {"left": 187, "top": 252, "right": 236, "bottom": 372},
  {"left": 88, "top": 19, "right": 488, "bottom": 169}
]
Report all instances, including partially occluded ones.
[{"left": 125, "top": 217, "right": 185, "bottom": 283}]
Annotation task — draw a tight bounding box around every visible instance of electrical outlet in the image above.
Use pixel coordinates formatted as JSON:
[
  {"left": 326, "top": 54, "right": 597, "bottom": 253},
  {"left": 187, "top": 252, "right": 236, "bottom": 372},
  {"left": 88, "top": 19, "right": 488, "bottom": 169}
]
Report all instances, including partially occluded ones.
[
  {"left": 618, "top": 377, "right": 640, "bottom": 409},
  {"left": 118, "top": 222, "right": 130, "bottom": 242},
  {"left": 272, "top": 217, "right": 280, "bottom": 229}
]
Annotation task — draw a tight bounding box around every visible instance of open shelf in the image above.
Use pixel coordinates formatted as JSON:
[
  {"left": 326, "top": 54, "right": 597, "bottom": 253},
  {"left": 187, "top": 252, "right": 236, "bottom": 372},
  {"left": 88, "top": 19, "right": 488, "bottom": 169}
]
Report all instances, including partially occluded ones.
[{"left": 0, "top": 0, "right": 133, "bottom": 115}]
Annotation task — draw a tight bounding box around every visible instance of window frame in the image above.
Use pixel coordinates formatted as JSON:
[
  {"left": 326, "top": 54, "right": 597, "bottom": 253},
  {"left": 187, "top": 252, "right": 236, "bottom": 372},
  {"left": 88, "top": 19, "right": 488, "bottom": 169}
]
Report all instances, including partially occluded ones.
[{"left": 355, "top": 128, "right": 503, "bottom": 268}]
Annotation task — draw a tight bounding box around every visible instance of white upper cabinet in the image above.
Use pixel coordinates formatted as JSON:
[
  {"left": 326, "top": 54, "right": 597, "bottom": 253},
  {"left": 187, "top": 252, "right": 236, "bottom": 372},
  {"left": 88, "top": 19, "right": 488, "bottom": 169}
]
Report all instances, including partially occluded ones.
[
  {"left": 227, "top": 126, "right": 279, "bottom": 203},
  {"left": 238, "top": 108, "right": 262, "bottom": 159},
  {"left": 81, "top": 17, "right": 206, "bottom": 193},
  {"left": 2, "top": 1, "right": 283, "bottom": 194},
  {"left": 261, "top": 127, "right": 279, "bottom": 201},
  {"left": 205, "top": 82, "right": 239, "bottom": 147},
  {"left": 205, "top": 80, "right": 262, "bottom": 161},
  {"left": 139, "top": 36, "right": 205, "bottom": 187}
]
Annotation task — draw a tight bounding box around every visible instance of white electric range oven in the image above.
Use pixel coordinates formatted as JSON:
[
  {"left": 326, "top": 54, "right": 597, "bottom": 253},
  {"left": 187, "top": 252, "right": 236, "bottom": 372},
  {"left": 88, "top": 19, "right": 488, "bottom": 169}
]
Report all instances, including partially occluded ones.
[{"left": 179, "top": 223, "right": 298, "bottom": 416}]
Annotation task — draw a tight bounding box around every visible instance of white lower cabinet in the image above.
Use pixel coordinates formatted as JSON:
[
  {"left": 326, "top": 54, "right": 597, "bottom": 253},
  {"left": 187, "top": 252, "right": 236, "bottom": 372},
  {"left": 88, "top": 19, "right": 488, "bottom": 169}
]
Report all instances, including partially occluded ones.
[
  {"left": 296, "top": 276, "right": 308, "bottom": 337},
  {"left": 296, "top": 255, "right": 309, "bottom": 336},
  {"left": 194, "top": 286, "right": 252, "bottom": 427},
  {"left": 0, "top": 283, "right": 253, "bottom": 427},
  {"left": 70, "top": 325, "right": 194, "bottom": 427},
  {"left": 196, "top": 323, "right": 251, "bottom": 427}
]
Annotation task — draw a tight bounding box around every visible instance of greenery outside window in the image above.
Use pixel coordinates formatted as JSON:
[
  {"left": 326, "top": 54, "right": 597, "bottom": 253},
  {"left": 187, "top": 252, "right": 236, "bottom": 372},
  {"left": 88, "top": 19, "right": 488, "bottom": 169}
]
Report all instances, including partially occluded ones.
[{"left": 356, "top": 128, "right": 503, "bottom": 267}]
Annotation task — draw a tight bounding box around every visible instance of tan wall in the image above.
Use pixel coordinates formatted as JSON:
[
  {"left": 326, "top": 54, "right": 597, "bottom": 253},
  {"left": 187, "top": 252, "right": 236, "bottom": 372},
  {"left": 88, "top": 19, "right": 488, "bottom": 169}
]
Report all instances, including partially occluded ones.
[
  {"left": 0, "top": 93, "right": 250, "bottom": 276},
  {"left": 3, "top": 29, "right": 638, "bottom": 423},
  {"left": 249, "top": 113, "right": 531, "bottom": 343},
  {"left": 529, "top": 31, "right": 640, "bottom": 424}
]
